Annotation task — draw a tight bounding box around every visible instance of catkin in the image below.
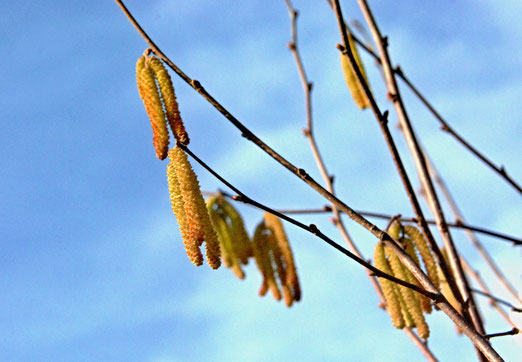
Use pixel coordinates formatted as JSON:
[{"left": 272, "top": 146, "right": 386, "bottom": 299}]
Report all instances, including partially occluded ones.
[
  {"left": 206, "top": 195, "right": 248, "bottom": 279},
  {"left": 404, "top": 225, "right": 439, "bottom": 288},
  {"left": 136, "top": 55, "right": 170, "bottom": 159},
  {"left": 403, "top": 237, "right": 432, "bottom": 314},
  {"left": 339, "top": 33, "right": 371, "bottom": 110},
  {"left": 263, "top": 213, "right": 300, "bottom": 295},
  {"left": 221, "top": 200, "right": 252, "bottom": 264},
  {"left": 148, "top": 56, "right": 190, "bottom": 146},
  {"left": 167, "top": 147, "right": 220, "bottom": 269},
  {"left": 386, "top": 246, "right": 430, "bottom": 339},
  {"left": 374, "top": 241, "right": 405, "bottom": 329},
  {"left": 252, "top": 222, "right": 281, "bottom": 301}
]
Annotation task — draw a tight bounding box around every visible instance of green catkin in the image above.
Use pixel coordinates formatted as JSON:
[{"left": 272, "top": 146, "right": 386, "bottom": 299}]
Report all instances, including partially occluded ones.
[
  {"left": 252, "top": 222, "right": 281, "bottom": 301},
  {"left": 221, "top": 199, "right": 252, "bottom": 264},
  {"left": 386, "top": 246, "right": 430, "bottom": 339},
  {"left": 374, "top": 242, "right": 405, "bottom": 329},
  {"left": 339, "top": 33, "right": 371, "bottom": 109}
]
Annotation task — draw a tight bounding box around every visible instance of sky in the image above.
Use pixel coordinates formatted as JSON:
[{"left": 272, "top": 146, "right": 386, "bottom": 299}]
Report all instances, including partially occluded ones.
[{"left": 1, "top": 0, "right": 521, "bottom": 361}]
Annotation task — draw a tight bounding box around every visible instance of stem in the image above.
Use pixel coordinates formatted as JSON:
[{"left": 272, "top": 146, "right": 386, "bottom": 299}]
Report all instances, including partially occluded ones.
[
  {"left": 331, "top": 0, "right": 501, "bottom": 360},
  {"left": 180, "top": 143, "right": 434, "bottom": 299},
  {"left": 356, "top": 0, "right": 486, "bottom": 344},
  {"left": 283, "top": 0, "right": 386, "bottom": 308},
  {"left": 424, "top": 154, "right": 521, "bottom": 303},
  {"left": 484, "top": 328, "right": 519, "bottom": 340},
  {"left": 324, "top": 0, "right": 521, "bottom": 195},
  {"left": 274, "top": 206, "right": 521, "bottom": 245}
]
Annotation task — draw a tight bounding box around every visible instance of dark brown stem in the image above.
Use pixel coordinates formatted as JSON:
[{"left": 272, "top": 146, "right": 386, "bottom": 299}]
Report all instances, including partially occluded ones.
[
  {"left": 332, "top": 1, "right": 500, "bottom": 360},
  {"left": 180, "top": 143, "right": 434, "bottom": 299},
  {"left": 324, "top": 0, "right": 521, "bottom": 196},
  {"left": 484, "top": 328, "right": 519, "bottom": 340},
  {"left": 283, "top": 0, "right": 387, "bottom": 308},
  {"left": 472, "top": 288, "right": 522, "bottom": 313},
  {"left": 274, "top": 206, "right": 521, "bottom": 245},
  {"left": 356, "top": 0, "right": 487, "bottom": 348}
]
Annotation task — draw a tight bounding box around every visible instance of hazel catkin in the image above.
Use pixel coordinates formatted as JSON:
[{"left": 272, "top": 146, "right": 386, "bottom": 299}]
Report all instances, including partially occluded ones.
[
  {"left": 339, "top": 33, "right": 371, "bottom": 110},
  {"left": 136, "top": 55, "right": 170, "bottom": 159},
  {"left": 167, "top": 146, "right": 220, "bottom": 269}
]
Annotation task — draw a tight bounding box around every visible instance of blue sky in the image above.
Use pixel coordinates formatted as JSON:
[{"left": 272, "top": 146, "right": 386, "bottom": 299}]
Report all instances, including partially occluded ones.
[{"left": 1, "top": 0, "right": 521, "bottom": 361}]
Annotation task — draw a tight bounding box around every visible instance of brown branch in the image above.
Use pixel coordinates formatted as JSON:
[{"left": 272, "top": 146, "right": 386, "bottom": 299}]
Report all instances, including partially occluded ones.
[
  {"left": 180, "top": 143, "right": 435, "bottom": 299},
  {"left": 472, "top": 288, "right": 522, "bottom": 314},
  {"left": 424, "top": 152, "right": 522, "bottom": 302},
  {"left": 324, "top": 0, "right": 521, "bottom": 195},
  {"left": 355, "top": 0, "right": 487, "bottom": 349},
  {"left": 283, "top": 0, "right": 387, "bottom": 309},
  {"left": 272, "top": 206, "right": 521, "bottom": 246},
  {"left": 484, "top": 328, "right": 519, "bottom": 340},
  {"left": 115, "top": 2, "right": 502, "bottom": 360},
  {"left": 331, "top": 1, "right": 500, "bottom": 360},
  {"left": 462, "top": 259, "right": 519, "bottom": 331}
]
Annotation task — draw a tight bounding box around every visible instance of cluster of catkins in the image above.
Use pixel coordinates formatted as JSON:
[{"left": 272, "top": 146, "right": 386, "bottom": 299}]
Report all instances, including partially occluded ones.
[
  {"left": 207, "top": 196, "right": 301, "bottom": 307},
  {"left": 136, "top": 51, "right": 301, "bottom": 307},
  {"left": 374, "top": 221, "right": 461, "bottom": 339}
]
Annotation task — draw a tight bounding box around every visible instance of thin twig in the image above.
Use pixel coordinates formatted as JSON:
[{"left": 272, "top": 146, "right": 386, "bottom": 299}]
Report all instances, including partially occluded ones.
[
  {"left": 403, "top": 327, "right": 439, "bottom": 362},
  {"left": 272, "top": 206, "right": 521, "bottom": 245},
  {"left": 355, "top": 0, "right": 487, "bottom": 348},
  {"left": 424, "top": 154, "right": 522, "bottom": 302},
  {"left": 462, "top": 259, "right": 519, "bottom": 330},
  {"left": 324, "top": 0, "right": 521, "bottom": 195},
  {"left": 180, "top": 143, "right": 434, "bottom": 299},
  {"left": 330, "top": 1, "right": 500, "bottom": 360},
  {"left": 283, "top": 0, "right": 387, "bottom": 308},
  {"left": 472, "top": 289, "right": 522, "bottom": 314},
  {"left": 484, "top": 328, "right": 519, "bottom": 340},
  {"left": 115, "top": 2, "right": 503, "bottom": 360}
]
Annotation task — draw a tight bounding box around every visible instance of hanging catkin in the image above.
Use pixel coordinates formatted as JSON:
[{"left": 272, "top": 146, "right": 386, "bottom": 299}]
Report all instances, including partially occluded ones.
[
  {"left": 167, "top": 146, "right": 220, "bottom": 269},
  {"left": 136, "top": 55, "right": 170, "bottom": 159},
  {"left": 339, "top": 33, "right": 371, "bottom": 109},
  {"left": 147, "top": 56, "right": 190, "bottom": 146},
  {"left": 374, "top": 241, "right": 405, "bottom": 329}
]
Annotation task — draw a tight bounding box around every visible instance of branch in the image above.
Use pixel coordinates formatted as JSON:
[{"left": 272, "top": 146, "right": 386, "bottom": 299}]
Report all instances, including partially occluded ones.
[
  {"left": 273, "top": 206, "right": 521, "bottom": 246},
  {"left": 484, "top": 328, "right": 519, "bottom": 340},
  {"left": 331, "top": 1, "right": 500, "bottom": 360},
  {"left": 115, "top": 2, "right": 502, "bottom": 360},
  {"left": 283, "top": 0, "right": 387, "bottom": 308},
  {"left": 472, "top": 289, "right": 522, "bottom": 314},
  {"left": 324, "top": 0, "right": 521, "bottom": 195},
  {"left": 180, "top": 143, "right": 435, "bottom": 299},
  {"left": 424, "top": 151, "right": 521, "bottom": 302},
  {"left": 355, "top": 0, "right": 486, "bottom": 345}
]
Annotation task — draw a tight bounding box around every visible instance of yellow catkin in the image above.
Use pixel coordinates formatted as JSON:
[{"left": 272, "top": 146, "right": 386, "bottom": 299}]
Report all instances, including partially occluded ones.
[
  {"left": 267, "top": 231, "right": 294, "bottom": 307},
  {"left": 263, "top": 213, "right": 299, "bottom": 291},
  {"left": 339, "top": 33, "right": 371, "bottom": 110},
  {"left": 386, "top": 246, "right": 430, "bottom": 339},
  {"left": 136, "top": 55, "right": 170, "bottom": 160},
  {"left": 402, "top": 237, "right": 432, "bottom": 314},
  {"left": 148, "top": 56, "right": 190, "bottom": 146},
  {"left": 167, "top": 161, "right": 202, "bottom": 266},
  {"left": 168, "top": 147, "right": 220, "bottom": 269},
  {"left": 252, "top": 222, "right": 281, "bottom": 301},
  {"left": 374, "top": 242, "right": 405, "bottom": 329},
  {"left": 404, "top": 225, "right": 439, "bottom": 289},
  {"left": 221, "top": 200, "right": 252, "bottom": 264}
]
